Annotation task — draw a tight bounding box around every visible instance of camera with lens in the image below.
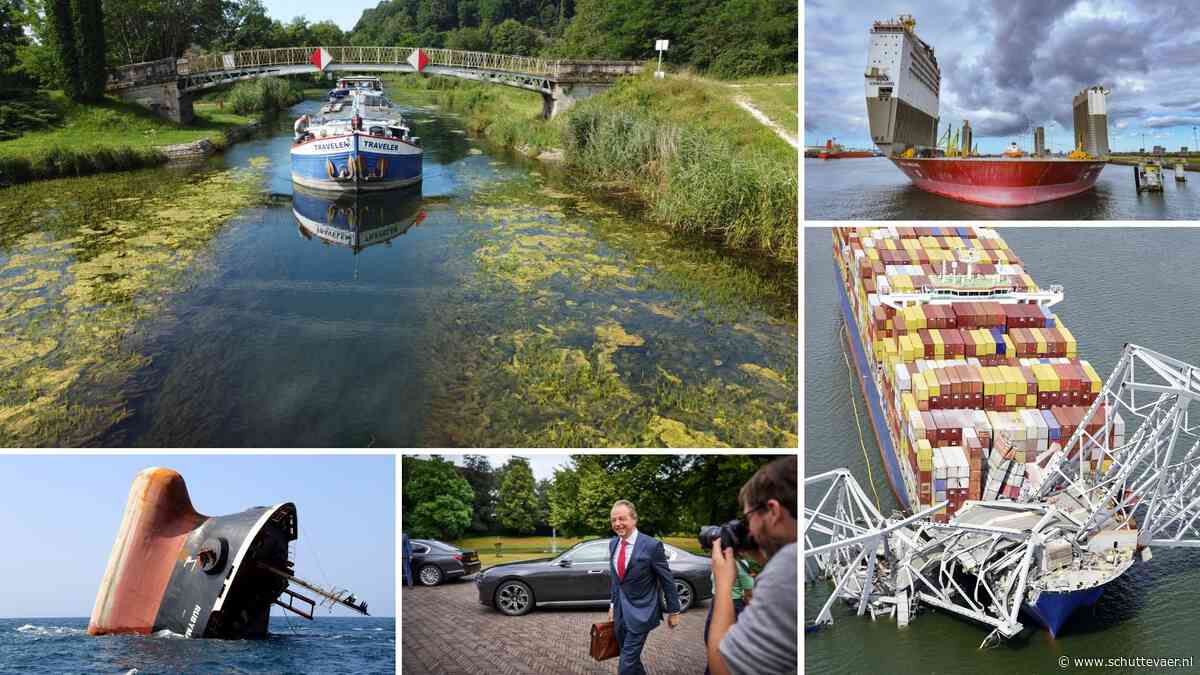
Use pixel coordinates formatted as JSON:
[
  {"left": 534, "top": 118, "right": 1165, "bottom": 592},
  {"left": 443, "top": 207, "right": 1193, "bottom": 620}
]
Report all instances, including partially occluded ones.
[{"left": 698, "top": 519, "right": 756, "bottom": 552}]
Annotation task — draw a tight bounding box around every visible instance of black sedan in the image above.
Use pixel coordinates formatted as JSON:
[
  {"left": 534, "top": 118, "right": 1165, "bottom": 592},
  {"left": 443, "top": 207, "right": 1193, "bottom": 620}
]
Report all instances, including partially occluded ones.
[
  {"left": 411, "top": 539, "right": 481, "bottom": 586},
  {"left": 475, "top": 538, "right": 712, "bottom": 616}
]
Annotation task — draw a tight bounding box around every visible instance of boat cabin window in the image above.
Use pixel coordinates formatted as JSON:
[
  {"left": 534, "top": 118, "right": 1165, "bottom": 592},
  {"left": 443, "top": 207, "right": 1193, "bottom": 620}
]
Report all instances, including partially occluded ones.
[{"left": 369, "top": 126, "right": 385, "bottom": 136}]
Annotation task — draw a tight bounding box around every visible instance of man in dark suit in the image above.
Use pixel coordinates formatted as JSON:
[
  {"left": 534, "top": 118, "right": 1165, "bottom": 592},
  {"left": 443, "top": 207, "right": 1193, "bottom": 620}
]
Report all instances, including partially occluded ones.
[{"left": 607, "top": 499, "right": 681, "bottom": 675}]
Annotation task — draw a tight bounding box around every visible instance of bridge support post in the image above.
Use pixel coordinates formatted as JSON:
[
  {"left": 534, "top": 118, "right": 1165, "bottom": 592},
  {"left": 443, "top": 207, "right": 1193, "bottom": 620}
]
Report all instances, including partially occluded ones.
[
  {"left": 544, "top": 82, "right": 611, "bottom": 119},
  {"left": 115, "top": 80, "right": 194, "bottom": 124}
]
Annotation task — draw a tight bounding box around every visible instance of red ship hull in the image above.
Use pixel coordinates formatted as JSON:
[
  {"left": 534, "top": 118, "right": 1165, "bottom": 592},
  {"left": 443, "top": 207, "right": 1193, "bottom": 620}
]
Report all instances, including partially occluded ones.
[
  {"left": 890, "top": 158, "right": 1107, "bottom": 207},
  {"left": 819, "top": 151, "right": 876, "bottom": 159}
]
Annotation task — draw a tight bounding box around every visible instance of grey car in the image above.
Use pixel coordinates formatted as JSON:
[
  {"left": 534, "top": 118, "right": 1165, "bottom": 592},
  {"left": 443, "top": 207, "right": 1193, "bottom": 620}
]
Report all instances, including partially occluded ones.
[
  {"left": 475, "top": 538, "right": 713, "bottom": 616},
  {"left": 411, "top": 539, "right": 481, "bottom": 586}
]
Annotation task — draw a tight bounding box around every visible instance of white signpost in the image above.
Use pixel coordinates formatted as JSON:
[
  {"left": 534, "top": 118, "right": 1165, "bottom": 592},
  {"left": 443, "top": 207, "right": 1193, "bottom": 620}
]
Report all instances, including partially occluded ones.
[{"left": 654, "top": 39, "right": 669, "bottom": 79}]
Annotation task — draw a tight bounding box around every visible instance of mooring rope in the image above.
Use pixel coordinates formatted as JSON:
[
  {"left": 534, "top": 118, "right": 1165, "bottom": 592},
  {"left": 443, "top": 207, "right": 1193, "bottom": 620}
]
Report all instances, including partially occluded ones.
[{"left": 841, "top": 321, "right": 883, "bottom": 512}]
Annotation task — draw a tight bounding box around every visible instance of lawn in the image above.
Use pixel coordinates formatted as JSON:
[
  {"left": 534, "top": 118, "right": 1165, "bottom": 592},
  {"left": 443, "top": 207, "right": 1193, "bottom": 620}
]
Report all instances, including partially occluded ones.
[
  {"left": 0, "top": 91, "right": 256, "bottom": 158},
  {"left": 720, "top": 73, "right": 798, "bottom": 142},
  {"left": 453, "top": 534, "right": 707, "bottom": 569}
]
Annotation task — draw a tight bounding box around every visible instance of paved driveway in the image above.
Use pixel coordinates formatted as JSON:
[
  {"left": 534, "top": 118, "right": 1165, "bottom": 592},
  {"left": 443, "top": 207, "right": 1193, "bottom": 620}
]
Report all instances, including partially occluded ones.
[{"left": 402, "top": 576, "right": 712, "bottom": 674}]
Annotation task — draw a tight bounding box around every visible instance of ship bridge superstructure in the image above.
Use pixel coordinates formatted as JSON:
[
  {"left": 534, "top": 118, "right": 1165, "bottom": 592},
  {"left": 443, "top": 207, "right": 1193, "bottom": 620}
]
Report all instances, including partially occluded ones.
[
  {"left": 806, "top": 344, "right": 1200, "bottom": 646},
  {"left": 865, "top": 15, "right": 941, "bottom": 156}
]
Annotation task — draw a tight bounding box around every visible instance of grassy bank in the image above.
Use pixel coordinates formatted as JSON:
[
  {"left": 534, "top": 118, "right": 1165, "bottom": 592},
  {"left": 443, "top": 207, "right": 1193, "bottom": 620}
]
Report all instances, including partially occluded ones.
[
  {"left": 387, "top": 71, "right": 798, "bottom": 264},
  {"left": 0, "top": 78, "right": 309, "bottom": 187}
]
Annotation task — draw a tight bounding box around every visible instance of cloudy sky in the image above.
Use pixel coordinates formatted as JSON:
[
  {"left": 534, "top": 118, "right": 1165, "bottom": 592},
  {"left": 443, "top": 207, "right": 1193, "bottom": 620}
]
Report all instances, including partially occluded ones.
[{"left": 805, "top": 0, "right": 1200, "bottom": 153}]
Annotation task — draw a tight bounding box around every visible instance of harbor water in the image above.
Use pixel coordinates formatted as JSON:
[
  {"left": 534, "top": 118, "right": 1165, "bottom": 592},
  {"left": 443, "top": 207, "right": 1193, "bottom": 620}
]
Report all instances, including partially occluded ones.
[
  {"left": 805, "top": 228, "right": 1200, "bottom": 673},
  {"left": 0, "top": 96, "right": 796, "bottom": 447},
  {"left": 805, "top": 157, "right": 1200, "bottom": 220},
  {"left": 0, "top": 616, "right": 394, "bottom": 674}
]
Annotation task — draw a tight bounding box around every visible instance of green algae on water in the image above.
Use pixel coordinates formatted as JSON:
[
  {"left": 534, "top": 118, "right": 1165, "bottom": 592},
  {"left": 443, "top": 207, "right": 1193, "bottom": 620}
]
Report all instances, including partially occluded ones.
[
  {"left": 0, "top": 166, "right": 266, "bottom": 446},
  {"left": 424, "top": 173, "right": 797, "bottom": 448}
]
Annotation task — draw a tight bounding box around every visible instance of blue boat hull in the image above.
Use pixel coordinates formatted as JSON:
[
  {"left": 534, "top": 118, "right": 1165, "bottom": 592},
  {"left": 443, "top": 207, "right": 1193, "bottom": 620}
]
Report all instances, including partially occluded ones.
[
  {"left": 1023, "top": 586, "right": 1107, "bottom": 637},
  {"left": 290, "top": 132, "right": 421, "bottom": 193},
  {"left": 833, "top": 259, "right": 910, "bottom": 510}
]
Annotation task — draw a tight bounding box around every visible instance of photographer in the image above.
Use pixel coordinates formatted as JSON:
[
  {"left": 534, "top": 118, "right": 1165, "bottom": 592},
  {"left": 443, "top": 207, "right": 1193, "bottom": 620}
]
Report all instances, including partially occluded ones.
[{"left": 706, "top": 455, "right": 797, "bottom": 675}]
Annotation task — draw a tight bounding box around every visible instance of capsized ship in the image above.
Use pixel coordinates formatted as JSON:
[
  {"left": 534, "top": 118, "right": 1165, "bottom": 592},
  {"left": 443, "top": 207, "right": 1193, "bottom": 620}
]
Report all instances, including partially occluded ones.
[
  {"left": 865, "top": 15, "right": 1106, "bottom": 206},
  {"left": 88, "top": 468, "right": 368, "bottom": 638},
  {"left": 293, "top": 185, "right": 426, "bottom": 254},
  {"left": 830, "top": 227, "right": 1136, "bottom": 637}
]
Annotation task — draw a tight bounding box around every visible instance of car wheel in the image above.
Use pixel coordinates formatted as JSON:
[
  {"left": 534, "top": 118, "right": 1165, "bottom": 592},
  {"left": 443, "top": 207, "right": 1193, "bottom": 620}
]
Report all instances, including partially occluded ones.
[
  {"left": 494, "top": 580, "right": 534, "bottom": 616},
  {"left": 674, "top": 580, "right": 694, "bottom": 612},
  {"left": 418, "top": 565, "right": 444, "bottom": 586}
]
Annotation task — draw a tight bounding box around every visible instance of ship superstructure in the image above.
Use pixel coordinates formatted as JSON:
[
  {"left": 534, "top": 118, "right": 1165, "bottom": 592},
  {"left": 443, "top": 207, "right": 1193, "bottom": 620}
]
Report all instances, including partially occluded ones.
[{"left": 864, "top": 14, "right": 940, "bottom": 157}]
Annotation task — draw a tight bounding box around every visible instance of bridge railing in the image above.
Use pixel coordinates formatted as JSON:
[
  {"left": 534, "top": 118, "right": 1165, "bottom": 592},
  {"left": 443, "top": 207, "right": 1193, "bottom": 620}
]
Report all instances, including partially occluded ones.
[{"left": 178, "top": 46, "right": 565, "bottom": 78}]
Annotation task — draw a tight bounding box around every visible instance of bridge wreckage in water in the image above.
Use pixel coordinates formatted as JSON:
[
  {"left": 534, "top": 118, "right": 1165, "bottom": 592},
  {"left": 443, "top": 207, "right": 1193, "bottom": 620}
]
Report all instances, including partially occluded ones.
[
  {"left": 88, "top": 467, "right": 368, "bottom": 638},
  {"left": 806, "top": 344, "right": 1200, "bottom": 645}
]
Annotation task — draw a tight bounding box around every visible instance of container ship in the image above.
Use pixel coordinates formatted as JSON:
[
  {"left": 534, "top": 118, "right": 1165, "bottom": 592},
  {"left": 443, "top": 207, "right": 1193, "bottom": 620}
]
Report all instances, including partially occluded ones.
[
  {"left": 89, "top": 468, "right": 369, "bottom": 639},
  {"left": 832, "top": 226, "right": 1133, "bottom": 636},
  {"left": 817, "top": 139, "right": 876, "bottom": 159},
  {"left": 864, "top": 15, "right": 1107, "bottom": 206}
]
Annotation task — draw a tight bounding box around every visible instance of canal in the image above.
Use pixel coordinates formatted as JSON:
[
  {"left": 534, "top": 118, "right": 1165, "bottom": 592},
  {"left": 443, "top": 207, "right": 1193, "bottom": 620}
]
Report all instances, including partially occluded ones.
[
  {"left": 0, "top": 97, "right": 797, "bottom": 447},
  {"left": 805, "top": 157, "right": 1200, "bottom": 220}
]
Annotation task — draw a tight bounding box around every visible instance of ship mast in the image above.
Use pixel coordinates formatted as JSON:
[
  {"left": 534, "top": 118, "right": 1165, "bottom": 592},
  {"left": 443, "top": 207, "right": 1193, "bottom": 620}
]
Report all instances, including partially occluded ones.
[{"left": 259, "top": 562, "right": 370, "bottom": 619}]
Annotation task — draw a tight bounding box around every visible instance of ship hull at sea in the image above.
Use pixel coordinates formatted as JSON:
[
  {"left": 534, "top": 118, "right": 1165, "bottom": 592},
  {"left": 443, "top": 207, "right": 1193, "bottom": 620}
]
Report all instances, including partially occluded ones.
[
  {"left": 890, "top": 158, "right": 1108, "bottom": 207},
  {"left": 88, "top": 468, "right": 297, "bottom": 639},
  {"left": 834, "top": 261, "right": 911, "bottom": 510},
  {"left": 1023, "top": 586, "right": 1107, "bottom": 637}
]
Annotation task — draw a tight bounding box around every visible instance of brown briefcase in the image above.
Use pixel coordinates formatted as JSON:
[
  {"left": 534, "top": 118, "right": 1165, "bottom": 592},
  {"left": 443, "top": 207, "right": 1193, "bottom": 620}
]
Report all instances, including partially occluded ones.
[{"left": 590, "top": 621, "right": 619, "bottom": 661}]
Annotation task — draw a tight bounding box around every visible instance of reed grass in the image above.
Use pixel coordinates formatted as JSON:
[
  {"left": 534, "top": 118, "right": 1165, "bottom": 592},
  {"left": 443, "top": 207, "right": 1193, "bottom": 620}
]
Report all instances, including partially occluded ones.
[
  {"left": 0, "top": 146, "right": 166, "bottom": 186},
  {"left": 390, "top": 70, "right": 798, "bottom": 263}
]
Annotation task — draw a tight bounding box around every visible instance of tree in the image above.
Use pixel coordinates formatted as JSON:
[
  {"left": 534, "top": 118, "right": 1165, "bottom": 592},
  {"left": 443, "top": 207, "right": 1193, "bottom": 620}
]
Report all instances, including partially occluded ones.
[
  {"left": 495, "top": 456, "right": 538, "bottom": 534},
  {"left": 459, "top": 454, "right": 498, "bottom": 533},
  {"left": 71, "top": 0, "right": 105, "bottom": 101},
  {"left": 0, "top": 0, "right": 29, "bottom": 79},
  {"left": 548, "top": 463, "right": 588, "bottom": 535},
  {"left": 308, "top": 20, "right": 346, "bottom": 47},
  {"left": 445, "top": 26, "right": 489, "bottom": 52},
  {"left": 533, "top": 478, "right": 552, "bottom": 533},
  {"left": 402, "top": 456, "right": 475, "bottom": 540},
  {"left": 225, "top": 0, "right": 278, "bottom": 50},
  {"left": 45, "top": 0, "right": 81, "bottom": 99},
  {"left": 489, "top": 18, "right": 536, "bottom": 56}
]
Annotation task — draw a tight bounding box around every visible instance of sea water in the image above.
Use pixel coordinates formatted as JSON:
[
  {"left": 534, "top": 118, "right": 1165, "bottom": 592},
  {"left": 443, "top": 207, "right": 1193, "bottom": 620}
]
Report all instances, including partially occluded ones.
[{"left": 0, "top": 616, "right": 394, "bottom": 674}]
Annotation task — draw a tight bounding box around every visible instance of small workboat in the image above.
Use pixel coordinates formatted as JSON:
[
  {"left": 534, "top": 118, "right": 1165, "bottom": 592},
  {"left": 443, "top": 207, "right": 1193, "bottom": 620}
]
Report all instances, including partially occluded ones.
[{"left": 290, "top": 94, "right": 422, "bottom": 193}]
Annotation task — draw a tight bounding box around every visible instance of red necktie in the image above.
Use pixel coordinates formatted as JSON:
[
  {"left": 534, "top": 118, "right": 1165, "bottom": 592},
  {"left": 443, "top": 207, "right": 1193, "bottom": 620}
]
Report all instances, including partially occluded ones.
[{"left": 617, "top": 538, "right": 628, "bottom": 580}]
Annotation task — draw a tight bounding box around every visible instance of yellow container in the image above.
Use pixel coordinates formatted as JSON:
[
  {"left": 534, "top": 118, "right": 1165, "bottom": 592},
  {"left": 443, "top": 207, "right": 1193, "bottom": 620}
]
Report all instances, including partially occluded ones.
[
  {"left": 982, "top": 367, "right": 996, "bottom": 396},
  {"left": 1026, "top": 394, "right": 1036, "bottom": 407},
  {"left": 1005, "top": 393, "right": 1016, "bottom": 407},
  {"left": 902, "top": 392, "right": 918, "bottom": 414},
  {"left": 1081, "top": 361, "right": 1102, "bottom": 393},
  {"left": 914, "top": 373, "right": 929, "bottom": 400},
  {"left": 1033, "top": 328, "right": 1047, "bottom": 356},
  {"left": 1003, "top": 334, "right": 1016, "bottom": 359},
  {"left": 931, "top": 330, "right": 944, "bottom": 358},
  {"left": 1059, "top": 325, "right": 1078, "bottom": 358},
  {"left": 928, "top": 369, "right": 942, "bottom": 398}
]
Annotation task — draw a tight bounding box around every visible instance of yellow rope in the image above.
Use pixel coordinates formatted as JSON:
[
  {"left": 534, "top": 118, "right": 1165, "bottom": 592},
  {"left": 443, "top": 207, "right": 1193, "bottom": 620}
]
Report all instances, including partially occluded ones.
[{"left": 842, "top": 322, "right": 883, "bottom": 512}]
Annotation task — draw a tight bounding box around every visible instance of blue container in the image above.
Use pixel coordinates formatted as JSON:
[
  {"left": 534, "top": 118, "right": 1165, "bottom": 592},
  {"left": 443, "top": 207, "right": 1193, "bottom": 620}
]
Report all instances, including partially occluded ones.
[
  {"left": 1042, "top": 409, "right": 1061, "bottom": 441},
  {"left": 957, "top": 226, "right": 972, "bottom": 238},
  {"left": 935, "top": 478, "right": 947, "bottom": 491}
]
